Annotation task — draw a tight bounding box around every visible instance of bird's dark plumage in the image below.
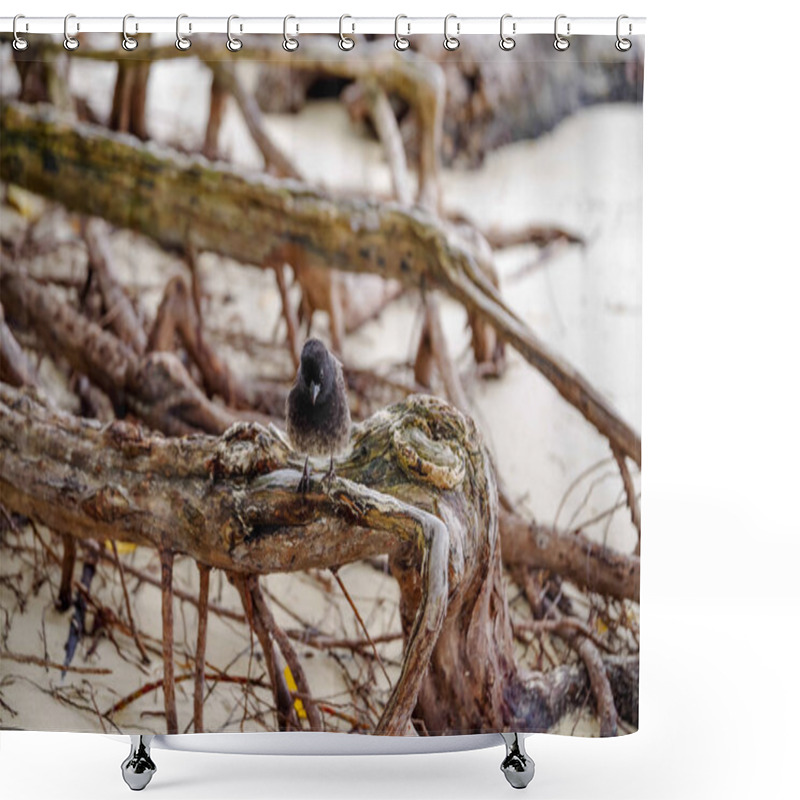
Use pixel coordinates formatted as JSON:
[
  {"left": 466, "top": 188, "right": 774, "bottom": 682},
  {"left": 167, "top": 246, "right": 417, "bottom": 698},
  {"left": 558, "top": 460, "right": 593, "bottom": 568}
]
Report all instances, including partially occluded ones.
[{"left": 286, "top": 339, "right": 351, "bottom": 492}]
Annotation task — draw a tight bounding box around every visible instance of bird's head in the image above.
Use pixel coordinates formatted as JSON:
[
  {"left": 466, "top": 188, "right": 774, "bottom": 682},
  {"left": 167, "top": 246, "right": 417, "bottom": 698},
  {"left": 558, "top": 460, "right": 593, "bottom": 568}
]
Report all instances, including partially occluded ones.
[{"left": 299, "top": 338, "right": 332, "bottom": 406}]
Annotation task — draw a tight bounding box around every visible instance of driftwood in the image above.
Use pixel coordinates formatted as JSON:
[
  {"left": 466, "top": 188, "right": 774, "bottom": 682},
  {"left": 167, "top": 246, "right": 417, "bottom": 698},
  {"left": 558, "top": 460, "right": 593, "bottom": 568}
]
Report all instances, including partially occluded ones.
[
  {"left": 0, "top": 268, "right": 238, "bottom": 435},
  {"left": 82, "top": 218, "right": 147, "bottom": 355},
  {"left": 2, "top": 266, "right": 637, "bottom": 605},
  {"left": 0, "top": 381, "right": 636, "bottom": 734},
  {"left": 499, "top": 507, "right": 640, "bottom": 604},
  {"left": 0, "top": 268, "right": 288, "bottom": 433},
  {"left": 205, "top": 62, "right": 301, "bottom": 180},
  {"left": 411, "top": 36, "right": 644, "bottom": 166},
  {"left": 109, "top": 50, "right": 151, "bottom": 140},
  {"left": 0, "top": 45, "right": 640, "bottom": 737},
  {"left": 30, "top": 39, "right": 443, "bottom": 211},
  {"left": 0, "top": 301, "right": 37, "bottom": 387},
  {"left": 0, "top": 101, "right": 640, "bottom": 466}
]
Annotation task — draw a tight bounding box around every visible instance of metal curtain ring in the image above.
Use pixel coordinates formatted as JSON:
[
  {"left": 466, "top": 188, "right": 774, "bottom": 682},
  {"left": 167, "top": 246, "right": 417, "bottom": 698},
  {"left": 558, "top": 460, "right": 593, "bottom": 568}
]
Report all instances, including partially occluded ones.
[
  {"left": 227, "top": 15, "right": 243, "bottom": 51},
  {"left": 443, "top": 14, "right": 460, "bottom": 51},
  {"left": 283, "top": 15, "right": 299, "bottom": 51},
  {"left": 122, "top": 14, "right": 138, "bottom": 51},
  {"left": 12, "top": 14, "right": 29, "bottom": 51},
  {"left": 175, "top": 14, "right": 191, "bottom": 50},
  {"left": 339, "top": 14, "right": 355, "bottom": 50},
  {"left": 394, "top": 14, "right": 410, "bottom": 51},
  {"left": 63, "top": 13, "right": 79, "bottom": 51},
  {"left": 499, "top": 14, "right": 516, "bottom": 51},
  {"left": 615, "top": 14, "right": 632, "bottom": 52},
  {"left": 553, "top": 14, "right": 570, "bottom": 51}
]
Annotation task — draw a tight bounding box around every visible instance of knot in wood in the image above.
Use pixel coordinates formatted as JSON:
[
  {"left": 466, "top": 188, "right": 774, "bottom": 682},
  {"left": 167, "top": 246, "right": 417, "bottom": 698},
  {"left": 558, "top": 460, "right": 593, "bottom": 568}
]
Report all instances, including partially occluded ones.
[
  {"left": 391, "top": 398, "right": 468, "bottom": 490},
  {"left": 206, "top": 421, "right": 288, "bottom": 481}
]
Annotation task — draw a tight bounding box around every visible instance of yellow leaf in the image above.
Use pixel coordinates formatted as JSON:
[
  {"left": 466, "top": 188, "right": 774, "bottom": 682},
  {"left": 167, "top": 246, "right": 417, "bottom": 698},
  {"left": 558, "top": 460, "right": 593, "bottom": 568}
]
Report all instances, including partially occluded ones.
[
  {"left": 105, "top": 540, "right": 137, "bottom": 555},
  {"left": 283, "top": 665, "right": 307, "bottom": 720}
]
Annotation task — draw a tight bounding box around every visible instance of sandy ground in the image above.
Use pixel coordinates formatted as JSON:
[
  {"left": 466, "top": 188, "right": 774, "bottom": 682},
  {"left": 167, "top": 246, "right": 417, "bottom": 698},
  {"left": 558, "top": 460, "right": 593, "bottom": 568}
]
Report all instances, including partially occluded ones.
[{"left": 0, "top": 51, "right": 641, "bottom": 737}]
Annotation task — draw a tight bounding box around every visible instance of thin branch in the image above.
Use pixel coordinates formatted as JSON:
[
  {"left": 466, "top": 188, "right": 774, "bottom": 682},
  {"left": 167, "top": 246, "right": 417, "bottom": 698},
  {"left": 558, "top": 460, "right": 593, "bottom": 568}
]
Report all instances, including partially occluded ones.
[
  {"left": 233, "top": 573, "right": 296, "bottom": 731},
  {"left": 500, "top": 507, "right": 640, "bottom": 603},
  {"left": 105, "top": 671, "right": 270, "bottom": 719},
  {"left": 110, "top": 540, "right": 150, "bottom": 665},
  {"left": 82, "top": 217, "right": 147, "bottom": 355},
  {"left": 193, "top": 562, "right": 210, "bottom": 733},
  {"left": 330, "top": 567, "right": 392, "bottom": 688},
  {"left": 160, "top": 549, "right": 178, "bottom": 734},
  {"left": 612, "top": 446, "right": 641, "bottom": 554},
  {"left": 0, "top": 650, "right": 111, "bottom": 675},
  {"left": 247, "top": 575, "right": 323, "bottom": 731},
  {"left": 207, "top": 62, "right": 302, "bottom": 180},
  {"left": 56, "top": 534, "right": 76, "bottom": 612}
]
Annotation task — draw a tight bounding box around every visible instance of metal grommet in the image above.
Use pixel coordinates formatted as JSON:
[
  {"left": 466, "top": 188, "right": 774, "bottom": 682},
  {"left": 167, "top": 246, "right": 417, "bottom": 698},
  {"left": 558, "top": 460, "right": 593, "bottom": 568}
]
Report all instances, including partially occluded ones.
[
  {"left": 394, "top": 14, "right": 410, "bottom": 51},
  {"left": 175, "top": 13, "right": 191, "bottom": 50},
  {"left": 12, "top": 15, "right": 29, "bottom": 51},
  {"left": 553, "top": 14, "right": 570, "bottom": 51},
  {"left": 339, "top": 14, "right": 355, "bottom": 51},
  {"left": 122, "top": 14, "right": 138, "bottom": 51},
  {"left": 227, "top": 15, "right": 243, "bottom": 51},
  {"left": 283, "top": 15, "right": 299, "bottom": 51},
  {"left": 63, "top": 13, "right": 79, "bottom": 51},
  {"left": 615, "top": 14, "right": 632, "bottom": 52},
  {"left": 443, "top": 14, "right": 460, "bottom": 51},
  {"left": 499, "top": 14, "right": 516, "bottom": 51}
]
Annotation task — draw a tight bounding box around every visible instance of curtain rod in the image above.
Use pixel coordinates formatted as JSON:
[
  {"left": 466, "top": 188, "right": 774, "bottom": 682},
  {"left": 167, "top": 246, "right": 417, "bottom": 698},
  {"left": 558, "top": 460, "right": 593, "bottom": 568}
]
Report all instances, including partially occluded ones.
[{"left": 0, "top": 16, "right": 646, "bottom": 37}]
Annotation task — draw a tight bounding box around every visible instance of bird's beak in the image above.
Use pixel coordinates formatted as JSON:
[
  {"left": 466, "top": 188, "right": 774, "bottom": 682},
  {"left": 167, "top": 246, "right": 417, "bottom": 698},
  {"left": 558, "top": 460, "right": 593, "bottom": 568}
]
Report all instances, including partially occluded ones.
[{"left": 310, "top": 382, "right": 321, "bottom": 406}]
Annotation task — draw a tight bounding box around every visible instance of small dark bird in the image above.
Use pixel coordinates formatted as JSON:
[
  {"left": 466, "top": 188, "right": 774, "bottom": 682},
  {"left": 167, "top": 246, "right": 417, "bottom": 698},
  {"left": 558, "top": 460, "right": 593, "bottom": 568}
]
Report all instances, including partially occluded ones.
[{"left": 286, "top": 338, "right": 351, "bottom": 493}]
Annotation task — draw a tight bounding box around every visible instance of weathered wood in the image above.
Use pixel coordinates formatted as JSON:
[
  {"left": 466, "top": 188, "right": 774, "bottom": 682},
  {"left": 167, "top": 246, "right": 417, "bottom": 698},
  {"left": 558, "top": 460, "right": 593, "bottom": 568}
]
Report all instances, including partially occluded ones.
[
  {"left": 0, "top": 301, "right": 37, "bottom": 387},
  {"left": 109, "top": 44, "right": 151, "bottom": 139},
  {"left": 83, "top": 218, "right": 148, "bottom": 355},
  {"left": 0, "top": 380, "right": 637, "bottom": 733},
  {"left": 499, "top": 507, "right": 640, "bottom": 603},
  {"left": 51, "top": 39, "right": 443, "bottom": 211},
  {"left": 206, "top": 62, "right": 301, "bottom": 180},
  {"left": 193, "top": 562, "right": 210, "bottom": 733},
  {"left": 0, "top": 384, "right": 457, "bottom": 733},
  {"left": 412, "top": 35, "right": 644, "bottom": 166},
  {"left": 0, "top": 269, "right": 274, "bottom": 434},
  {"left": 160, "top": 549, "right": 179, "bottom": 734},
  {"left": 0, "top": 101, "right": 641, "bottom": 465},
  {"left": 345, "top": 80, "right": 414, "bottom": 207},
  {"left": 202, "top": 70, "right": 227, "bottom": 162}
]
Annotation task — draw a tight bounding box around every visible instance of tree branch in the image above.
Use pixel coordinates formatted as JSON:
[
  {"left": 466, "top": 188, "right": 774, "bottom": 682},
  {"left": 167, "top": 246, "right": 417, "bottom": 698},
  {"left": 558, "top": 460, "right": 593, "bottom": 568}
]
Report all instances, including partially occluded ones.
[
  {"left": 0, "top": 100, "right": 640, "bottom": 465},
  {"left": 499, "top": 507, "right": 640, "bottom": 603}
]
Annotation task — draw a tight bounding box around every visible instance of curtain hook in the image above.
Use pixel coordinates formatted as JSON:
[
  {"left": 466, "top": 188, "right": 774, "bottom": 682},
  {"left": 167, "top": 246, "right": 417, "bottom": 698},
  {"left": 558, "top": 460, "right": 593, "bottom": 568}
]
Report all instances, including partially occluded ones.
[
  {"left": 553, "top": 14, "right": 570, "bottom": 51},
  {"left": 12, "top": 14, "right": 29, "bottom": 51},
  {"left": 283, "top": 15, "right": 299, "bottom": 51},
  {"left": 339, "top": 14, "right": 355, "bottom": 51},
  {"left": 499, "top": 14, "right": 516, "bottom": 51},
  {"left": 615, "top": 15, "right": 632, "bottom": 52},
  {"left": 63, "top": 13, "right": 79, "bottom": 51},
  {"left": 122, "top": 14, "right": 138, "bottom": 51},
  {"left": 394, "top": 14, "right": 410, "bottom": 51},
  {"left": 443, "top": 14, "right": 460, "bottom": 51},
  {"left": 175, "top": 14, "right": 191, "bottom": 50},
  {"left": 227, "top": 15, "right": 243, "bottom": 51}
]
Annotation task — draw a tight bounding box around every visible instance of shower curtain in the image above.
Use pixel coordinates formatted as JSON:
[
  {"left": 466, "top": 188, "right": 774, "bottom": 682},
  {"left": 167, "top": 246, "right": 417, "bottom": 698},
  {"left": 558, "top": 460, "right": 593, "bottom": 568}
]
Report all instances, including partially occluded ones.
[{"left": 0, "top": 30, "right": 643, "bottom": 740}]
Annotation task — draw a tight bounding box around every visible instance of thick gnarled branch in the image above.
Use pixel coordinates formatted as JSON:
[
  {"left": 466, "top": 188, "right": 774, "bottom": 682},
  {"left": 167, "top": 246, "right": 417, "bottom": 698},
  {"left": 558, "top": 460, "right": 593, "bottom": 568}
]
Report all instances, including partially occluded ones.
[{"left": 0, "top": 384, "right": 460, "bottom": 734}]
